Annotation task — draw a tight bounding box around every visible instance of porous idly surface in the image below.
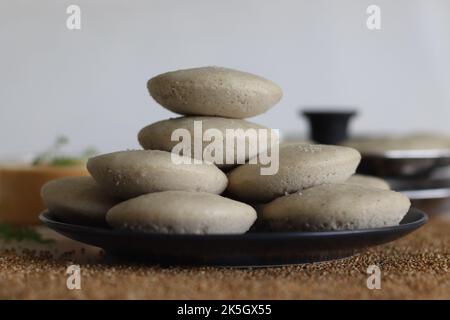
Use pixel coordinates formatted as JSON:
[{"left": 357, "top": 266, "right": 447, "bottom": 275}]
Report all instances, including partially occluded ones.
[
  {"left": 346, "top": 174, "right": 390, "bottom": 190},
  {"left": 41, "top": 176, "right": 119, "bottom": 226},
  {"left": 227, "top": 143, "right": 361, "bottom": 203},
  {"left": 261, "top": 183, "right": 411, "bottom": 231},
  {"left": 138, "top": 116, "right": 277, "bottom": 168},
  {"left": 106, "top": 191, "right": 257, "bottom": 234},
  {"left": 147, "top": 66, "right": 283, "bottom": 118},
  {"left": 87, "top": 150, "right": 227, "bottom": 199}
]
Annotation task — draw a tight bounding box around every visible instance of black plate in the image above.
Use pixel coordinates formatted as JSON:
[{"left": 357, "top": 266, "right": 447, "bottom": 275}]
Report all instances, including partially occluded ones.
[{"left": 39, "top": 208, "right": 427, "bottom": 267}]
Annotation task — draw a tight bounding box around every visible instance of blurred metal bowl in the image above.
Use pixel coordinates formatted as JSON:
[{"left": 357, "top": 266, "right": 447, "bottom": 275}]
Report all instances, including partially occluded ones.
[
  {"left": 388, "top": 176, "right": 450, "bottom": 200},
  {"left": 388, "top": 174, "right": 450, "bottom": 215},
  {"left": 357, "top": 148, "right": 450, "bottom": 177}
]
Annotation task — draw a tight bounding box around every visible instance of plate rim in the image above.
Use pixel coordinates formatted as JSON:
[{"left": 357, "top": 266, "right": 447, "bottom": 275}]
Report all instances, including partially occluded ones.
[{"left": 39, "top": 207, "right": 428, "bottom": 240}]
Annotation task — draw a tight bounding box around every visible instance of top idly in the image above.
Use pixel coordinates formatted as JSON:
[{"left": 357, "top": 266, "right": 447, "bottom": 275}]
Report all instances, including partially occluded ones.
[{"left": 147, "top": 66, "right": 283, "bottom": 118}]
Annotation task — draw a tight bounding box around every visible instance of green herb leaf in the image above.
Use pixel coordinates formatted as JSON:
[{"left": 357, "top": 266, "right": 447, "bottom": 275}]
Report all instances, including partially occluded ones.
[
  {"left": 0, "top": 224, "right": 54, "bottom": 244},
  {"left": 49, "top": 157, "right": 83, "bottom": 166},
  {"left": 32, "top": 136, "right": 98, "bottom": 166}
]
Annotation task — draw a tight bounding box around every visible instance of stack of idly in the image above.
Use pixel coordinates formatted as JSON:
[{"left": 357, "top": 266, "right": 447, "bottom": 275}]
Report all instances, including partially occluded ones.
[
  {"left": 41, "top": 66, "right": 282, "bottom": 234},
  {"left": 41, "top": 66, "right": 411, "bottom": 234},
  {"left": 138, "top": 66, "right": 282, "bottom": 168}
]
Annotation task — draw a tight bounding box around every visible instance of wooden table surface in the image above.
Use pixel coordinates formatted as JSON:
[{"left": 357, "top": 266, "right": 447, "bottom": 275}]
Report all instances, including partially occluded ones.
[{"left": 0, "top": 214, "right": 449, "bottom": 299}]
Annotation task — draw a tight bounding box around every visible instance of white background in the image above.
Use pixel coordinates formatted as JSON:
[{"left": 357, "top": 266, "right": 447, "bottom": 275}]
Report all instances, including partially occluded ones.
[{"left": 1, "top": 0, "right": 449, "bottom": 157}]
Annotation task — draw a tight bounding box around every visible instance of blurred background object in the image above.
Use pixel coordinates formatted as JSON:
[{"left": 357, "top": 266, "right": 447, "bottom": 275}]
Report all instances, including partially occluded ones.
[
  {"left": 344, "top": 134, "right": 450, "bottom": 177},
  {"left": 0, "top": 137, "right": 93, "bottom": 225},
  {"left": 302, "top": 109, "right": 356, "bottom": 145},
  {"left": 300, "top": 107, "right": 450, "bottom": 214},
  {"left": 1, "top": 0, "right": 450, "bottom": 156}
]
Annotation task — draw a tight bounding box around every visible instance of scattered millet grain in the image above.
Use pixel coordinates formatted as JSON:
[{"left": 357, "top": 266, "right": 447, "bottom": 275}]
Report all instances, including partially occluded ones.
[{"left": 0, "top": 216, "right": 449, "bottom": 299}]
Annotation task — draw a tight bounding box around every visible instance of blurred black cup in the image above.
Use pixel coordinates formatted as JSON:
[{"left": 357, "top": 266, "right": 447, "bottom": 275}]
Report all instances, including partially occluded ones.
[{"left": 302, "top": 109, "right": 357, "bottom": 145}]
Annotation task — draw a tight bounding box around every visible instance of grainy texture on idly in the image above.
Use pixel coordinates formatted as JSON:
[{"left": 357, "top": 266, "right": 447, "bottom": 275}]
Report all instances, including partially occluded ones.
[
  {"left": 227, "top": 143, "right": 361, "bottom": 203},
  {"left": 87, "top": 150, "right": 227, "bottom": 199},
  {"left": 41, "top": 176, "right": 119, "bottom": 226},
  {"left": 147, "top": 66, "right": 283, "bottom": 118},
  {"left": 346, "top": 174, "right": 390, "bottom": 190},
  {"left": 261, "top": 183, "right": 411, "bottom": 231},
  {"left": 138, "top": 116, "right": 277, "bottom": 168},
  {"left": 106, "top": 191, "right": 257, "bottom": 234}
]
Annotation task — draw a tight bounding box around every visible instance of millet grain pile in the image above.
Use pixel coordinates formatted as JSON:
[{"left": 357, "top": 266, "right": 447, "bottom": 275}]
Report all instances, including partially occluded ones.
[{"left": 0, "top": 216, "right": 449, "bottom": 299}]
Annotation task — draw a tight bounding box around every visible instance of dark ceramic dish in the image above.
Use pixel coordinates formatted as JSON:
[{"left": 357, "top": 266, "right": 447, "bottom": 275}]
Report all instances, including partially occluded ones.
[
  {"left": 388, "top": 176, "right": 450, "bottom": 215},
  {"left": 40, "top": 208, "right": 427, "bottom": 267},
  {"left": 389, "top": 177, "right": 450, "bottom": 200},
  {"left": 357, "top": 149, "right": 450, "bottom": 178}
]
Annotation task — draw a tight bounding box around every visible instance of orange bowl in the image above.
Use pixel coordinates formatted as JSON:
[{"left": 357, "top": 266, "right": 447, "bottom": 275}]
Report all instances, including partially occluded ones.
[{"left": 0, "top": 164, "right": 89, "bottom": 225}]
